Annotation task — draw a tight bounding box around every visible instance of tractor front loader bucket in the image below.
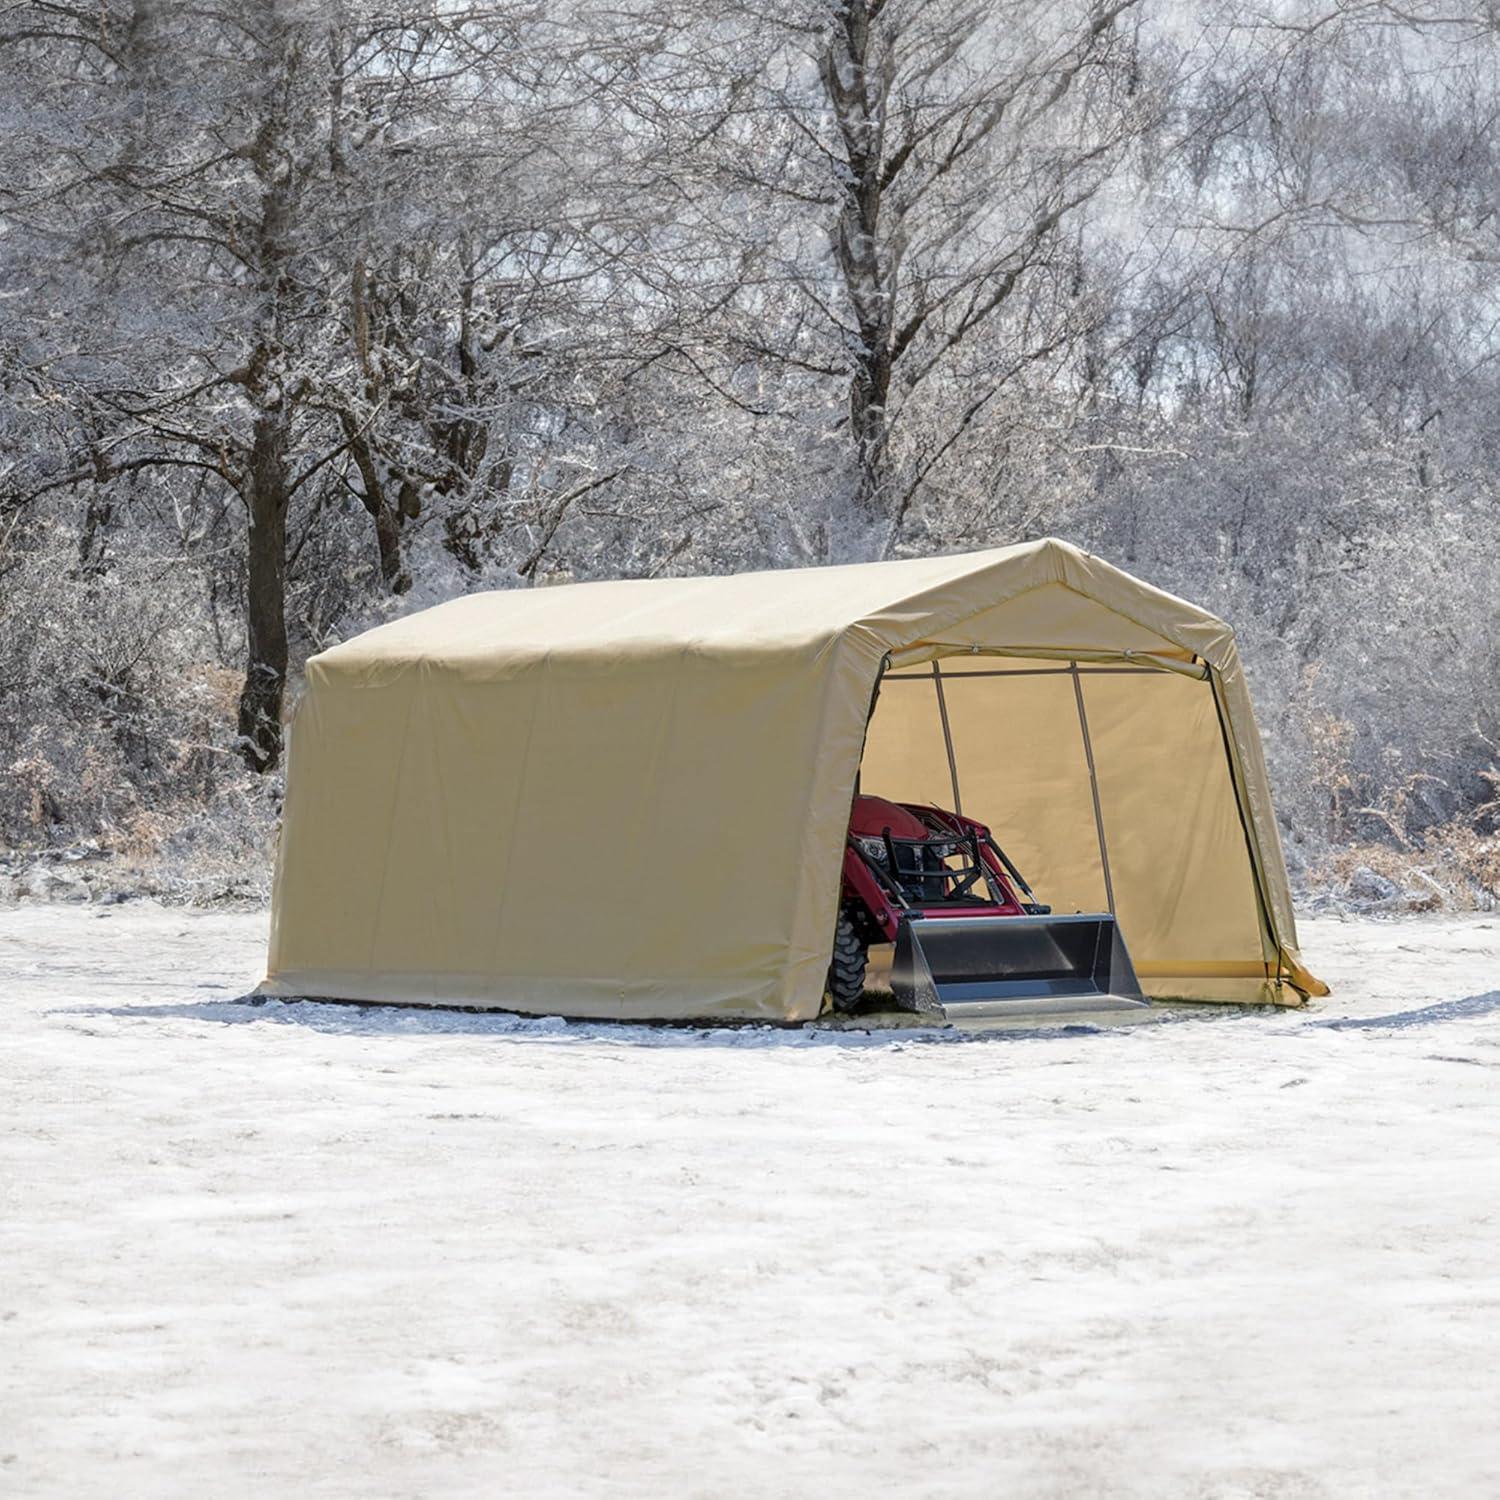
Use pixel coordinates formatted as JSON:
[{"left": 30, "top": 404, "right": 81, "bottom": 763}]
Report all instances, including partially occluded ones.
[{"left": 889, "top": 913, "right": 1148, "bottom": 1022}]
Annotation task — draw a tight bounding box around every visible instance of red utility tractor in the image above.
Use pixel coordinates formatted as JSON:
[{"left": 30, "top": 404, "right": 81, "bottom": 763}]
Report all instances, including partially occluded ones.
[{"left": 830, "top": 795, "right": 1146, "bottom": 1021}]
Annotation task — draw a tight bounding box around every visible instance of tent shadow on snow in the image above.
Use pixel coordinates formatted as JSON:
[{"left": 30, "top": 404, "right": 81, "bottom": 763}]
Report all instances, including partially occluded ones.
[
  {"left": 60, "top": 989, "right": 1500, "bottom": 1042},
  {"left": 56, "top": 995, "right": 1223, "bottom": 1048},
  {"left": 1317, "top": 990, "right": 1500, "bottom": 1031}
]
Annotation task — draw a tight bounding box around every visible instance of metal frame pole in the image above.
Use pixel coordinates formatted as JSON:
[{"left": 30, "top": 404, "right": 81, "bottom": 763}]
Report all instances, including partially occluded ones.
[{"left": 932, "top": 661, "right": 963, "bottom": 815}]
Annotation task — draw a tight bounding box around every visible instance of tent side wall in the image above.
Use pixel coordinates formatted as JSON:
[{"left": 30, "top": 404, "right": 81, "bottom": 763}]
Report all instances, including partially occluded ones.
[
  {"left": 263, "top": 633, "right": 881, "bottom": 1022},
  {"left": 1208, "top": 640, "right": 1321, "bottom": 995}
]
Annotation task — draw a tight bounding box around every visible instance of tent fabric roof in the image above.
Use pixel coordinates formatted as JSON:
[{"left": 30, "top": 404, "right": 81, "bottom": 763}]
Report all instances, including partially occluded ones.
[
  {"left": 265, "top": 538, "right": 1322, "bottom": 1021},
  {"left": 313, "top": 538, "right": 1231, "bottom": 677}
]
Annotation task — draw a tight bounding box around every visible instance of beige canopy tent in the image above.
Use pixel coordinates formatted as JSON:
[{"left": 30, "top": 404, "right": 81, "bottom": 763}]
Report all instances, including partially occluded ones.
[{"left": 260, "top": 537, "right": 1324, "bottom": 1020}]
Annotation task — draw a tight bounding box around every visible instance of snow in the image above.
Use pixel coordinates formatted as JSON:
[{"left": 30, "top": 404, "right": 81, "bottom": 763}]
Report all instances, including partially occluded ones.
[{"left": 3, "top": 903, "right": 1499, "bottom": 1498}]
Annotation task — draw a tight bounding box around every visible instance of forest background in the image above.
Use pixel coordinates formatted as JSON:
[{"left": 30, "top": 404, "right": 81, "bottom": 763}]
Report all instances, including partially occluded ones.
[{"left": 2, "top": 0, "right": 1496, "bottom": 909}]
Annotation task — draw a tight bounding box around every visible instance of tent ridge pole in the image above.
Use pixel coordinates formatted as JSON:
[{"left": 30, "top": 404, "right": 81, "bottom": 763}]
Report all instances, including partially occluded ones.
[
  {"left": 1071, "top": 661, "right": 1116, "bottom": 914},
  {"left": 931, "top": 661, "right": 963, "bottom": 816}
]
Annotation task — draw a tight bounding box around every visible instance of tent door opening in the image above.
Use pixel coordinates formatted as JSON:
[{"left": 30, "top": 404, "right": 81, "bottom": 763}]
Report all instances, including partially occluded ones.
[{"left": 841, "top": 654, "right": 1152, "bottom": 1021}]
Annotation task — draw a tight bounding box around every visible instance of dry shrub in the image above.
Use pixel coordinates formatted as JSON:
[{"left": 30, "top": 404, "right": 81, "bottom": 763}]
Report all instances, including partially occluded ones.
[{"left": 1311, "top": 800, "right": 1500, "bottom": 913}]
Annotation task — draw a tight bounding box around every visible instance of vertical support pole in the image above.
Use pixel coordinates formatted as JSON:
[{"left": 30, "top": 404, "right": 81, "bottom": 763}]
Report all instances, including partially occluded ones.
[
  {"left": 932, "top": 661, "right": 962, "bottom": 815},
  {"left": 1070, "top": 662, "right": 1116, "bottom": 914}
]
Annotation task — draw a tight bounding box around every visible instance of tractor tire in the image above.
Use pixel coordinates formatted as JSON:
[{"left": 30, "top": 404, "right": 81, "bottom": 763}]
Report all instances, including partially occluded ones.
[{"left": 826, "top": 906, "right": 869, "bottom": 1013}]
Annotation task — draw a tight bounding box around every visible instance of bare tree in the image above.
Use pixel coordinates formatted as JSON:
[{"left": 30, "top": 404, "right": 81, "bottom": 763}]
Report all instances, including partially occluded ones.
[
  {"left": 2, "top": 0, "right": 1498, "bottom": 901},
  {"left": 601, "top": 0, "right": 1161, "bottom": 555}
]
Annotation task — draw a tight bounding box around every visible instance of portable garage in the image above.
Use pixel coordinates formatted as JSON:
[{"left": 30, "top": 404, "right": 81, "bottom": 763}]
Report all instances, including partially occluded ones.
[{"left": 259, "top": 537, "right": 1325, "bottom": 1020}]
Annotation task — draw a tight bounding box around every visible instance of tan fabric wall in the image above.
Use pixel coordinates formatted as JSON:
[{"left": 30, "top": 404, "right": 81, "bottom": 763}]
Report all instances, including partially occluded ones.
[{"left": 268, "top": 637, "right": 877, "bottom": 1020}]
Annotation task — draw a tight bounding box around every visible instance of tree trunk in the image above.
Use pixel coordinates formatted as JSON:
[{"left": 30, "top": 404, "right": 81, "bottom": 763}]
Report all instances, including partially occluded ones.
[
  {"left": 76, "top": 475, "right": 114, "bottom": 577},
  {"left": 346, "top": 261, "right": 412, "bottom": 593},
  {"left": 371, "top": 496, "right": 410, "bottom": 593},
  {"left": 237, "top": 409, "right": 291, "bottom": 772},
  {"left": 821, "top": 0, "right": 897, "bottom": 521},
  {"left": 339, "top": 409, "right": 413, "bottom": 594},
  {"left": 436, "top": 247, "right": 503, "bottom": 573}
]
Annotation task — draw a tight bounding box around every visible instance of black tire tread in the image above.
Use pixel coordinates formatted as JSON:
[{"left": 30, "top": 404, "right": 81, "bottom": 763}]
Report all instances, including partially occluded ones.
[{"left": 826, "top": 906, "right": 869, "bottom": 1013}]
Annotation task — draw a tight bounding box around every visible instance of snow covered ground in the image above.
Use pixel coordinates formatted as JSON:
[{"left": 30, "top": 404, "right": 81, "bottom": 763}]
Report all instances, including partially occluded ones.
[{"left": 2, "top": 904, "right": 1498, "bottom": 1499}]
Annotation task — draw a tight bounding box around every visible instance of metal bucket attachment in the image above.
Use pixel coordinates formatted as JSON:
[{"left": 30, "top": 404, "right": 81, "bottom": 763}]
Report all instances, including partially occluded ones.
[{"left": 889, "top": 914, "right": 1147, "bottom": 1021}]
